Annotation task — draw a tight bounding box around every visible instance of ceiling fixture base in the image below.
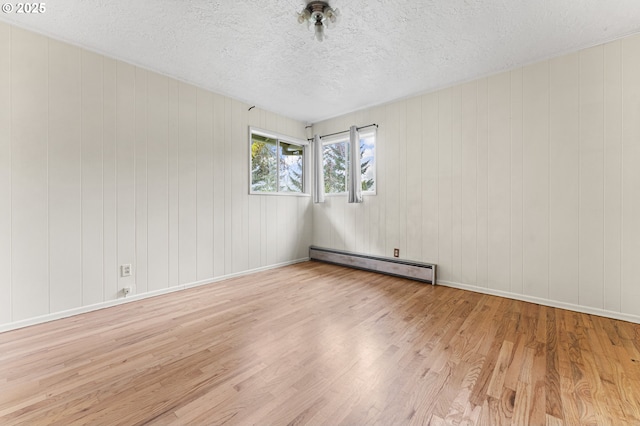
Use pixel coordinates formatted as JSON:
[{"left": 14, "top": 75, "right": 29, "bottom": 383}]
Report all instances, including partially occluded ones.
[{"left": 297, "top": 1, "right": 340, "bottom": 42}]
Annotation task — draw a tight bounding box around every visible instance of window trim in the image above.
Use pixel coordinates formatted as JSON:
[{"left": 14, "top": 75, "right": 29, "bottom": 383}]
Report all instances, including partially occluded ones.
[
  {"left": 321, "top": 128, "right": 377, "bottom": 196},
  {"left": 248, "top": 126, "right": 310, "bottom": 196}
]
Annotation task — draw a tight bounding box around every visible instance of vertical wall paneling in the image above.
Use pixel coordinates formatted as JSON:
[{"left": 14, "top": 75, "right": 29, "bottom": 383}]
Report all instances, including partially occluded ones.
[
  {"left": 460, "top": 82, "right": 478, "bottom": 285},
  {"left": 438, "top": 89, "right": 453, "bottom": 281},
  {"left": 49, "top": 39, "right": 82, "bottom": 312},
  {"left": 0, "top": 23, "right": 309, "bottom": 330},
  {"left": 310, "top": 32, "right": 640, "bottom": 323},
  {"left": 212, "top": 93, "right": 226, "bottom": 277},
  {"left": 0, "top": 22, "right": 11, "bottom": 323},
  {"left": 312, "top": 199, "right": 329, "bottom": 249},
  {"left": 421, "top": 94, "right": 439, "bottom": 264},
  {"left": 11, "top": 28, "right": 49, "bottom": 320},
  {"left": 603, "top": 41, "right": 622, "bottom": 312},
  {"left": 344, "top": 197, "right": 356, "bottom": 253},
  {"left": 326, "top": 175, "right": 337, "bottom": 251},
  {"left": 510, "top": 69, "right": 524, "bottom": 295},
  {"left": 81, "top": 50, "right": 105, "bottom": 305},
  {"left": 278, "top": 195, "right": 294, "bottom": 262},
  {"left": 367, "top": 195, "right": 380, "bottom": 256},
  {"left": 232, "top": 100, "right": 248, "bottom": 273},
  {"left": 378, "top": 104, "right": 388, "bottom": 257},
  {"left": 579, "top": 47, "right": 605, "bottom": 309},
  {"left": 240, "top": 103, "right": 251, "bottom": 266},
  {"left": 300, "top": 198, "right": 312, "bottom": 259},
  {"left": 147, "top": 72, "right": 169, "bottom": 292},
  {"left": 406, "top": 97, "right": 422, "bottom": 261},
  {"left": 450, "top": 87, "right": 462, "bottom": 283},
  {"left": 397, "top": 102, "right": 408, "bottom": 259},
  {"left": 223, "top": 97, "right": 233, "bottom": 273},
  {"left": 116, "top": 62, "right": 136, "bottom": 294},
  {"left": 621, "top": 34, "right": 640, "bottom": 316},
  {"left": 487, "top": 72, "right": 511, "bottom": 292},
  {"left": 385, "top": 102, "right": 400, "bottom": 257},
  {"left": 298, "top": 197, "right": 312, "bottom": 260},
  {"left": 476, "top": 79, "right": 489, "bottom": 288},
  {"left": 178, "top": 82, "right": 197, "bottom": 284},
  {"left": 167, "top": 79, "right": 180, "bottom": 287},
  {"left": 238, "top": 100, "right": 250, "bottom": 266},
  {"left": 102, "top": 58, "right": 117, "bottom": 300},
  {"left": 522, "top": 62, "right": 550, "bottom": 299},
  {"left": 134, "top": 67, "right": 148, "bottom": 294},
  {"left": 549, "top": 53, "right": 580, "bottom": 305},
  {"left": 196, "top": 88, "right": 214, "bottom": 280}
]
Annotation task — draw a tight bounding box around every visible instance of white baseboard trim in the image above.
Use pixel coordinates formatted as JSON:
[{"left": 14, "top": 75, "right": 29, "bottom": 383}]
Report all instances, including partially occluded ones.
[
  {"left": 437, "top": 279, "right": 640, "bottom": 325},
  {"left": 0, "top": 258, "right": 310, "bottom": 334}
]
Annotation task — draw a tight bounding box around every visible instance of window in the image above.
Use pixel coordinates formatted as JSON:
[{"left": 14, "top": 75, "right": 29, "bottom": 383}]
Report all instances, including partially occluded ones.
[
  {"left": 323, "top": 129, "right": 376, "bottom": 195},
  {"left": 250, "top": 128, "right": 307, "bottom": 194}
]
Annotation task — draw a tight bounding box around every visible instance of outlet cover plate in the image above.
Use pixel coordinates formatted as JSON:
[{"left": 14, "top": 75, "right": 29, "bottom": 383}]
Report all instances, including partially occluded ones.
[{"left": 120, "top": 264, "right": 132, "bottom": 277}]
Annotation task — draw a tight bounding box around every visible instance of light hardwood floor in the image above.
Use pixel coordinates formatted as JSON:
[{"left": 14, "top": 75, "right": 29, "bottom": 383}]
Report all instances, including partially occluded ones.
[{"left": 1, "top": 261, "right": 639, "bottom": 425}]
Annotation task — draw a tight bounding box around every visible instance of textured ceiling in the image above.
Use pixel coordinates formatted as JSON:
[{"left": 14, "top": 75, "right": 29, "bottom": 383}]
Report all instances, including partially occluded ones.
[{"left": 2, "top": 0, "right": 640, "bottom": 123}]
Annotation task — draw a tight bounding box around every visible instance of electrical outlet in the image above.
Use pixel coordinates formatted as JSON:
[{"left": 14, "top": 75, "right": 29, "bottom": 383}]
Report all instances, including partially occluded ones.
[
  {"left": 120, "top": 264, "right": 132, "bottom": 277},
  {"left": 393, "top": 248, "right": 399, "bottom": 257}
]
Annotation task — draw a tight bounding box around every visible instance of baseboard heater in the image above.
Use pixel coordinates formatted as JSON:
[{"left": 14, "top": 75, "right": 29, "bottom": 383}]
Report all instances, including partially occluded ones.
[{"left": 309, "top": 246, "right": 436, "bottom": 285}]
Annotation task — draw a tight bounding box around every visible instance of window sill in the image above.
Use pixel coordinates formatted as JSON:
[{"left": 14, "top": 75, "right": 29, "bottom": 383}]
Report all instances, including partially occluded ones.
[
  {"left": 323, "top": 192, "right": 377, "bottom": 197},
  {"left": 249, "top": 191, "right": 311, "bottom": 197}
]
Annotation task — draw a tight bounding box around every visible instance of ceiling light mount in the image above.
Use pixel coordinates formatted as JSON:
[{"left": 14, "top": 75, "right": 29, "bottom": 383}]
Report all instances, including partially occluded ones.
[{"left": 297, "top": 1, "right": 339, "bottom": 42}]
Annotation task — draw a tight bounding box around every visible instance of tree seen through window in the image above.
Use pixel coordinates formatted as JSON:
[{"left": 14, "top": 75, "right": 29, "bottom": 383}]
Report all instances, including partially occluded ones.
[
  {"left": 323, "top": 132, "right": 376, "bottom": 194},
  {"left": 251, "top": 131, "right": 305, "bottom": 193}
]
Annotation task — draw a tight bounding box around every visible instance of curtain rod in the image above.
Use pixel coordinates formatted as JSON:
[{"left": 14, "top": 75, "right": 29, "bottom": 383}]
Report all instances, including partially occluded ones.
[{"left": 306, "top": 123, "right": 378, "bottom": 141}]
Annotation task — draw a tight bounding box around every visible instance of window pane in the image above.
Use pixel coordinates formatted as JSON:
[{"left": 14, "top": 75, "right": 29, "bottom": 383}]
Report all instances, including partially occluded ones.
[
  {"left": 251, "top": 134, "right": 277, "bottom": 192},
  {"left": 323, "top": 142, "right": 347, "bottom": 193},
  {"left": 279, "top": 142, "right": 304, "bottom": 193},
  {"left": 360, "top": 134, "right": 375, "bottom": 192}
]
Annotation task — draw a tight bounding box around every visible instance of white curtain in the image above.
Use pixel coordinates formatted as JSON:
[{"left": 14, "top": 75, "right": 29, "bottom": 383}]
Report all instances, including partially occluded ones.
[
  {"left": 312, "top": 134, "right": 325, "bottom": 203},
  {"left": 348, "top": 125, "right": 362, "bottom": 203}
]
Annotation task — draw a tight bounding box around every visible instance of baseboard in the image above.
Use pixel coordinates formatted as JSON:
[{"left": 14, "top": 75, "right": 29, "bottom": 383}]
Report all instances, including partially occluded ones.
[
  {"left": 0, "top": 258, "right": 310, "bottom": 334},
  {"left": 437, "top": 279, "right": 640, "bottom": 325}
]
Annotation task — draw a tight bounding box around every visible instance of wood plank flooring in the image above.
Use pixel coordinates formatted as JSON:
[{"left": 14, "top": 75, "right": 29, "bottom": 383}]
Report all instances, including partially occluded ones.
[{"left": 1, "top": 261, "right": 639, "bottom": 425}]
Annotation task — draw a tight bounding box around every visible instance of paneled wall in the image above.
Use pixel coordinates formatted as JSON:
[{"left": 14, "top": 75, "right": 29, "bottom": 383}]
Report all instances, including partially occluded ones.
[
  {"left": 313, "top": 33, "right": 640, "bottom": 322},
  {"left": 0, "top": 22, "right": 312, "bottom": 329}
]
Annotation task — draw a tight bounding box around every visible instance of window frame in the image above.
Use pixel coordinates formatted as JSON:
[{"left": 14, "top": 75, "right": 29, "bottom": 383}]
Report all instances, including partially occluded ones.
[
  {"left": 321, "top": 128, "right": 377, "bottom": 197},
  {"left": 248, "top": 127, "right": 310, "bottom": 196}
]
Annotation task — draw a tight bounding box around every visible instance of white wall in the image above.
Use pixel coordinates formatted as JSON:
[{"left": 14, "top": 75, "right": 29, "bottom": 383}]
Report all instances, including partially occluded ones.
[
  {"left": 0, "top": 22, "right": 312, "bottom": 330},
  {"left": 312, "top": 33, "right": 640, "bottom": 323}
]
